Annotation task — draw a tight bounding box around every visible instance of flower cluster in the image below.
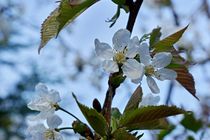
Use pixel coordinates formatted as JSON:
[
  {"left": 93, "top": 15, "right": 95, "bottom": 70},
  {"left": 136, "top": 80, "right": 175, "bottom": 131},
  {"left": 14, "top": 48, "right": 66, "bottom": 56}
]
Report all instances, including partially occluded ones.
[
  {"left": 27, "top": 115, "right": 63, "bottom": 140},
  {"left": 27, "top": 83, "right": 63, "bottom": 140},
  {"left": 95, "top": 29, "right": 177, "bottom": 93}
]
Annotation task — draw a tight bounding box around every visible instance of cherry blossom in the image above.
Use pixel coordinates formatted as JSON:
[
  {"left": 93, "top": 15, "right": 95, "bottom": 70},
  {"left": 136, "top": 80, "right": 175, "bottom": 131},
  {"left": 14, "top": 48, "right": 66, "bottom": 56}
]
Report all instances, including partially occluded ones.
[
  {"left": 27, "top": 83, "right": 61, "bottom": 120},
  {"left": 95, "top": 29, "right": 144, "bottom": 80}
]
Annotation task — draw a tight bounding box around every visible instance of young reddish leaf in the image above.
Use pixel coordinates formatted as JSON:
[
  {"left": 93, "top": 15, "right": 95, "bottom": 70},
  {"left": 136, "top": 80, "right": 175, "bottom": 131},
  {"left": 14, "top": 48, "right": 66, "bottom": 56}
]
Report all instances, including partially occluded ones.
[
  {"left": 119, "top": 105, "right": 186, "bottom": 130},
  {"left": 38, "top": 0, "right": 98, "bottom": 53},
  {"left": 153, "top": 25, "right": 188, "bottom": 51},
  {"left": 72, "top": 93, "right": 108, "bottom": 137},
  {"left": 123, "top": 86, "right": 143, "bottom": 114},
  {"left": 153, "top": 32, "right": 197, "bottom": 100},
  {"left": 167, "top": 48, "right": 198, "bottom": 99},
  {"left": 173, "top": 66, "right": 197, "bottom": 99}
]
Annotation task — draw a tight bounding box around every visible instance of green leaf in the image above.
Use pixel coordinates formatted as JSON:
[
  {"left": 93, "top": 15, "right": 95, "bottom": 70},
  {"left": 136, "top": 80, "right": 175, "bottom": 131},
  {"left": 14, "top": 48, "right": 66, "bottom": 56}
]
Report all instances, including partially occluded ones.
[
  {"left": 153, "top": 25, "right": 188, "bottom": 52},
  {"left": 119, "top": 105, "right": 186, "bottom": 130},
  {"left": 158, "top": 125, "right": 175, "bottom": 140},
  {"left": 187, "top": 135, "right": 195, "bottom": 140},
  {"left": 109, "top": 72, "right": 126, "bottom": 88},
  {"left": 72, "top": 93, "right": 108, "bottom": 137},
  {"left": 149, "top": 27, "right": 162, "bottom": 47},
  {"left": 112, "top": 128, "right": 138, "bottom": 140},
  {"left": 72, "top": 120, "right": 93, "bottom": 138},
  {"left": 111, "top": 108, "right": 122, "bottom": 132},
  {"left": 181, "top": 113, "right": 203, "bottom": 132},
  {"left": 39, "top": 0, "right": 98, "bottom": 53},
  {"left": 123, "top": 86, "right": 143, "bottom": 114},
  {"left": 107, "top": 6, "right": 121, "bottom": 28},
  {"left": 112, "top": 108, "right": 122, "bottom": 120},
  {"left": 112, "top": 0, "right": 126, "bottom": 5}
]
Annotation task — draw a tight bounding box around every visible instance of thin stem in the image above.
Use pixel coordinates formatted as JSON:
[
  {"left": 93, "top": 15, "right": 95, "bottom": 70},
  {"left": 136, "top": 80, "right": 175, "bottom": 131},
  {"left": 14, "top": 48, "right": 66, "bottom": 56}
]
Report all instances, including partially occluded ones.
[
  {"left": 170, "top": 1, "right": 180, "bottom": 26},
  {"left": 56, "top": 127, "right": 73, "bottom": 132},
  {"left": 165, "top": 81, "right": 174, "bottom": 105},
  {"left": 57, "top": 106, "right": 82, "bottom": 122}
]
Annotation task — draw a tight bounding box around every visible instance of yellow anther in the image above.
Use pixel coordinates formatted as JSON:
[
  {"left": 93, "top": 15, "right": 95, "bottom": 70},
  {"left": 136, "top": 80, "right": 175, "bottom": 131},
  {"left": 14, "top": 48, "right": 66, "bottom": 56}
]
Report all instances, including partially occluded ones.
[
  {"left": 114, "top": 52, "right": 126, "bottom": 64},
  {"left": 145, "top": 65, "right": 155, "bottom": 76}
]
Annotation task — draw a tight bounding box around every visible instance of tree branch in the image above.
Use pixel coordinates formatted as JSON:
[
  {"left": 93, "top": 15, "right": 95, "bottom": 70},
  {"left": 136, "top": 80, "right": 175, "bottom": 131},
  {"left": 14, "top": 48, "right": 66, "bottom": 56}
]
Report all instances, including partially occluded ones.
[
  {"left": 126, "top": 0, "right": 144, "bottom": 32},
  {"left": 102, "top": 0, "right": 144, "bottom": 126}
]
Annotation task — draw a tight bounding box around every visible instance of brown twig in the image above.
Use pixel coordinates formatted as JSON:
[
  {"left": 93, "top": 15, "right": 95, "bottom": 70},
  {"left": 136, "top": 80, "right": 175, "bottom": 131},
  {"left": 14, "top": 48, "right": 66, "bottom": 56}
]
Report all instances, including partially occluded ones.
[
  {"left": 102, "top": 0, "right": 144, "bottom": 126},
  {"left": 126, "top": 0, "right": 144, "bottom": 32},
  {"left": 170, "top": 1, "right": 180, "bottom": 26},
  {"left": 165, "top": 81, "right": 174, "bottom": 105},
  {"left": 102, "top": 76, "right": 116, "bottom": 126}
]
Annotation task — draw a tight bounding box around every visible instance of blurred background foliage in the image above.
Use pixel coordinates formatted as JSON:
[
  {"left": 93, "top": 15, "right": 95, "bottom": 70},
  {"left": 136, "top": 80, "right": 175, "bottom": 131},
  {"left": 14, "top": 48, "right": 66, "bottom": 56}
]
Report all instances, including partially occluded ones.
[{"left": 0, "top": 0, "right": 210, "bottom": 139}]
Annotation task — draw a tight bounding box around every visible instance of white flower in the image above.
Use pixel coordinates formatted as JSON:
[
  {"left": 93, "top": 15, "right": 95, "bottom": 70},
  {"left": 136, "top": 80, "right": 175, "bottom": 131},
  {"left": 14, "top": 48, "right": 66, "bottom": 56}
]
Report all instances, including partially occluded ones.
[
  {"left": 27, "top": 83, "right": 61, "bottom": 120},
  {"left": 137, "top": 43, "right": 177, "bottom": 93},
  {"left": 27, "top": 115, "right": 63, "bottom": 140},
  {"left": 95, "top": 29, "right": 144, "bottom": 80},
  {"left": 139, "top": 93, "right": 160, "bottom": 107}
]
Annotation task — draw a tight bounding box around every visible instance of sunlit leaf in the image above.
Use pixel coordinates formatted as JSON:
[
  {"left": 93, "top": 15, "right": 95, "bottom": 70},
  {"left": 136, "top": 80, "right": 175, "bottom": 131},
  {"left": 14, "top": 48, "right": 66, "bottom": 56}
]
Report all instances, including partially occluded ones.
[
  {"left": 123, "top": 86, "right": 143, "bottom": 113},
  {"left": 119, "top": 105, "right": 186, "bottom": 130},
  {"left": 72, "top": 93, "right": 108, "bottom": 137},
  {"left": 39, "top": 0, "right": 98, "bottom": 53},
  {"left": 39, "top": 8, "right": 59, "bottom": 53},
  {"left": 153, "top": 25, "right": 188, "bottom": 51}
]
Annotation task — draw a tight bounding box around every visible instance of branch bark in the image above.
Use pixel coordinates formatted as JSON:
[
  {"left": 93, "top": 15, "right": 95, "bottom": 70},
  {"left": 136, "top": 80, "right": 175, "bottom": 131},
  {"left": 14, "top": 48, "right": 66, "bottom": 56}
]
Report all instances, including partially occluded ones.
[
  {"left": 102, "top": 0, "right": 144, "bottom": 126},
  {"left": 126, "top": 0, "right": 144, "bottom": 32}
]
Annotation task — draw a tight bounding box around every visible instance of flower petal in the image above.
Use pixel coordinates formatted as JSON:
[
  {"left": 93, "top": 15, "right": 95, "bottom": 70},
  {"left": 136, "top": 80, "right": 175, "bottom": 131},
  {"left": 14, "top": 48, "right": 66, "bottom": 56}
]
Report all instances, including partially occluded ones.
[
  {"left": 112, "top": 29, "right": 130, "bottom": 51},
  {"left": 155, "top": 68, "right": 177, "bottom": 81},
  {"left": 131, "top": 78, "right": 142, "bottom": 84},
  {"left": 102, "top": 60, "right": 119, "bottom": 73},
  {"left": 35, "top": 83, "right": 48, "bottom": 95},
  {"left": 126, "top": 36, "right": 139, "bottom": 58},
  {"left": 146, "top": 76, "right": 160, "bottom": 93},
  {"left": 29, "top": 110, "right": 55, "bottom": 121},
  {"left": 54, "top": 133, "right": 63, "bottom": 140},
  {"left": 47, "top": 115, "right": 62, "bottom": 129},
  {"left": 139, "top": 43, "right": 151, "bottom": 66},
  {"left": 122, "top": 59, "right": 144, "bottom": 79},
  {"left": 48, "top": 89, "right": 61, "bottom": 103},
  {"left": 28, "top": 124, "right": 46, "bottom": 134},
  {"left": 126, "top": 46, "right": 138, "bottom": 58},
  {"left": 95, "top": 39, "right": 113, "bottom": 59},
  {"left": 139, "top": 93, "right": 160, "bottom": 107},
  {"left": 27, "top": 97, "right": 52, "bottom": 111},
  {"left": 152, "top": 52, "right": 172, "bottom": 68}
]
